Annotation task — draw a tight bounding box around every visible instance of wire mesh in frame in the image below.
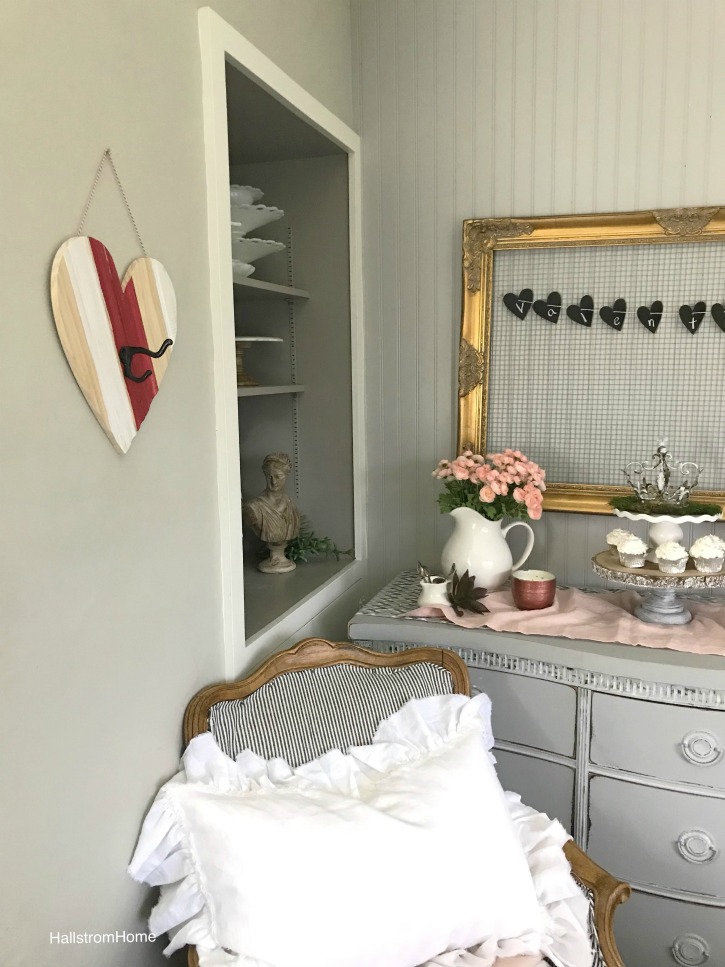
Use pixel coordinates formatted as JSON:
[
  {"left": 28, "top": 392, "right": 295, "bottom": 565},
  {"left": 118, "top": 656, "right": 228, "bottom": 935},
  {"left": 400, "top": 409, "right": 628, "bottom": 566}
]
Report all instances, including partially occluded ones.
[{"left": 485, "top": 241, "right": 725, "bottom": 492}]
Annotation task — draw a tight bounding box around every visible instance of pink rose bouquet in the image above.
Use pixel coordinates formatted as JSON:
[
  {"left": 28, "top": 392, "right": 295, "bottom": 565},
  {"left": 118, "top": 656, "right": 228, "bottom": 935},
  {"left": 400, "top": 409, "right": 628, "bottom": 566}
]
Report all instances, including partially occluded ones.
[{"left": 433, "top": 449, "right": 546, "bottom": 521}]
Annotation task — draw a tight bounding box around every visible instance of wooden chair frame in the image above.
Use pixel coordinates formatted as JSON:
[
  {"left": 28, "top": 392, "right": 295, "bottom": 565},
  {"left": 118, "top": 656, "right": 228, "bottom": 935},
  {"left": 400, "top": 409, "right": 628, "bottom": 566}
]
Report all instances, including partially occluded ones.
[{"left": 184, "top": 638, "right": 631, "bottom": 967}]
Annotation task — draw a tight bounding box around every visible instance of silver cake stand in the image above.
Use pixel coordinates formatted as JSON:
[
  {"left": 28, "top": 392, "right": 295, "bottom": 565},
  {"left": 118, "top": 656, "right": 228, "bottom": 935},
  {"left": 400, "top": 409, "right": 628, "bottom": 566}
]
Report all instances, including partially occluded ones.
[{"left": 592, "top": 549, "right": 725, "bottom": 625}]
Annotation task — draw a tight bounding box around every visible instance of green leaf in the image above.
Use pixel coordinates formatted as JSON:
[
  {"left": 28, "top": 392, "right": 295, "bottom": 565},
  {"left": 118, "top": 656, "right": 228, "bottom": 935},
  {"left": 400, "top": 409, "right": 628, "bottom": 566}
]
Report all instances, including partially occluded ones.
[{"left": 284, "top": 516, "right": 353, "bottom": 563}]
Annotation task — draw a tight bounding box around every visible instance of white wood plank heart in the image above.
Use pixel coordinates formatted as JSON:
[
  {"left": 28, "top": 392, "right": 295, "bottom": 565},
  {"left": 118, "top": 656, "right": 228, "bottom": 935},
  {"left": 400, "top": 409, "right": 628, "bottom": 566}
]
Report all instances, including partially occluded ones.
[{"left": 50, "top": 236, "right": 176, "bottom": 453}]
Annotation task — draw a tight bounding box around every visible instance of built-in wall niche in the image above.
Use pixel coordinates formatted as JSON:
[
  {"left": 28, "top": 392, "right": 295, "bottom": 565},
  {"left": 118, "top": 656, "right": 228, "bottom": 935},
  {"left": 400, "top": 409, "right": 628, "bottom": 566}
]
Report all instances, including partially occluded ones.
[{"left": 222, "top": 53, "right": 359, "bottom": 646}]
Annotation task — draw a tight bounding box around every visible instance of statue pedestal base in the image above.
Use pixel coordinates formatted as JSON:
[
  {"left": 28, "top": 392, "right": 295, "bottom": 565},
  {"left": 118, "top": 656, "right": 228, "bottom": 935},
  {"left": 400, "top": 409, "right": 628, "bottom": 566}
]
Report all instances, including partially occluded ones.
[{"left": 258, "top": 541, "right": 296, "bottom": 574}]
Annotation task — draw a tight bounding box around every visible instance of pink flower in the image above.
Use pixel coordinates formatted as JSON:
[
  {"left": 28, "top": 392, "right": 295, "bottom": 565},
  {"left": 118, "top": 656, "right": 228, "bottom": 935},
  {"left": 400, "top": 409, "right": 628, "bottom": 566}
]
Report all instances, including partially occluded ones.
[
  {"left": 433, "top": 449, "right": 545, "bottom": 519},
  {"left": 524, "top": 490, "right": 543, "bottom": 516}
]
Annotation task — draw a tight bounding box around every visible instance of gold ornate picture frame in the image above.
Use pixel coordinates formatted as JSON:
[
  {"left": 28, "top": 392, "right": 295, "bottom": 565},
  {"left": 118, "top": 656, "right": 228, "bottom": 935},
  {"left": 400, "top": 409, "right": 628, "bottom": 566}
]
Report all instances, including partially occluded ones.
[{"left": 459, "top": 207, "right": 725, "bottom": 514}]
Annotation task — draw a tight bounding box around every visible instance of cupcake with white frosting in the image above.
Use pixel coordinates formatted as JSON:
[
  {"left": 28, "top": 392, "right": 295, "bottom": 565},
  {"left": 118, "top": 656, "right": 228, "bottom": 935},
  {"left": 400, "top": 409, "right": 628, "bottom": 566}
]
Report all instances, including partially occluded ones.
[
  {"left": 654, "top": 541, "right": 688, "bottom": 574},
  {"left": 606, "top": 528, "right": 633, "bottom": 553},
  {"left": 689, "top": 535, "right": 725, "bottom": 574},
  {"left": 618, "top": 535, "right": 648, "bottom": 568}
]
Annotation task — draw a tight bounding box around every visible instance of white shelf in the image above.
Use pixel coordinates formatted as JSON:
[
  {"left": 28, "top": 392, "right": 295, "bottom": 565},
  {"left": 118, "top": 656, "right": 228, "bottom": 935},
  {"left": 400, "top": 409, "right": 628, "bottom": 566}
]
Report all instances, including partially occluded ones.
[
  {"left": 235, "top": 336, "right": 283, "bottom": 342},
  {"left": 243, "top": 557, "right": 354, "bottom": 641},
  {"left": 237, "top": 384, "right": 306, "bottom": 397},
  {"left": 233, "top": 277, "right": 310, "bottom": 301}
]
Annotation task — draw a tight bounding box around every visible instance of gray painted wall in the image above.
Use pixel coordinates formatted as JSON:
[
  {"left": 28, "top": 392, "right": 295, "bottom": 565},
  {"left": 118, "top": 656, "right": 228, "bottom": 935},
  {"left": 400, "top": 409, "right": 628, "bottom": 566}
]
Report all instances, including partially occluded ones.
[
  {"left": 0, "top": 2, "right": 353, "bottom": 964},
  {"left": 353, "top": 0, "right": 725, "bottom": 595}
]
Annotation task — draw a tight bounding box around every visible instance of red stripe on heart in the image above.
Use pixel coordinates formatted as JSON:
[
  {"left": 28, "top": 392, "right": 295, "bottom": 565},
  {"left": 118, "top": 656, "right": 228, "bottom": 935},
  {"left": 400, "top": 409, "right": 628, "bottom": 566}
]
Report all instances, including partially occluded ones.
[{"left": 90, "top": 238, "right": 158, "bottom": 429}]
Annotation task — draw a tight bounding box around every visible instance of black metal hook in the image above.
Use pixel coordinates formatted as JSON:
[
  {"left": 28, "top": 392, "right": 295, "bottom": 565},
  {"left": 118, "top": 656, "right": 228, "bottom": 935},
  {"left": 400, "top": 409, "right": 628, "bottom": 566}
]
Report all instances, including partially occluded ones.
[{"left": 119, "top": 339, "right": 173, "bottom": 383}]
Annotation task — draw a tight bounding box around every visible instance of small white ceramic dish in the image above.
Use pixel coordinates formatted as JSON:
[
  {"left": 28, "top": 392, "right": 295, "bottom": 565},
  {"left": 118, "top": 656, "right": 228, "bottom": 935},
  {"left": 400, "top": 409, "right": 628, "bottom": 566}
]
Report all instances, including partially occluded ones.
[
  {"left": 229, "top": 184, "right": 263, "bottom": 206},
  {"left": 231, "top": 204, "right": 284, "bottom": 237},
  {"left": 232, "top": 260, "right": 255, "bottom": 280},
  {"left": 417, "top": 577, "right": 451, "bottom": 609},
  {"left": 232, "top": 238, "right": 285, "bottom": 263}
]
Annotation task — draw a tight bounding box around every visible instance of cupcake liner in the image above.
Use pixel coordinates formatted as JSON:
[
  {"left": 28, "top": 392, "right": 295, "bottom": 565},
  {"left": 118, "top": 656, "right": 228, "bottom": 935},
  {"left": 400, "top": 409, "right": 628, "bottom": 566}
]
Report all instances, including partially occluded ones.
[
  {"left": 692, "top": 555, "right": 724, "bottom": 574},
  {"left": 619, "top": 551, "right": 646, "bottom": 568},
  {"left": 657, "top": 559, "right": 687, "bottom": 574}
]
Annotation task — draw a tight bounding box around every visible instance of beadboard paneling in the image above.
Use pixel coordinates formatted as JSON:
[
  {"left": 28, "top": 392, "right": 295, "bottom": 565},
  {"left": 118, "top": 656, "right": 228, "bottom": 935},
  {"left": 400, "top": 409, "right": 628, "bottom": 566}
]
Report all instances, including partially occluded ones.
[{"left": 353, "top": 0, "right": 725, "bottom": 592}]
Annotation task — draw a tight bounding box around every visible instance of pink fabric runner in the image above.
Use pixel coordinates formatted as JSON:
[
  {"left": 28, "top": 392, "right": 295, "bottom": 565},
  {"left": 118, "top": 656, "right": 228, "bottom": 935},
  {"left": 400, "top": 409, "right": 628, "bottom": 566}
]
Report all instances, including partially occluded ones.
[{"left": 406, "top": 587, "right": 725, "bottom": 657}]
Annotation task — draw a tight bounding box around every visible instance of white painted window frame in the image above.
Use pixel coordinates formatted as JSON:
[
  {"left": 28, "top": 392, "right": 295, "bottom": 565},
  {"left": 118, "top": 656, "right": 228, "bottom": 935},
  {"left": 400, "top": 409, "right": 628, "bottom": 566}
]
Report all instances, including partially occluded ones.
[{"left": 198, "top": 8, "right": 367, "bottom": 676}]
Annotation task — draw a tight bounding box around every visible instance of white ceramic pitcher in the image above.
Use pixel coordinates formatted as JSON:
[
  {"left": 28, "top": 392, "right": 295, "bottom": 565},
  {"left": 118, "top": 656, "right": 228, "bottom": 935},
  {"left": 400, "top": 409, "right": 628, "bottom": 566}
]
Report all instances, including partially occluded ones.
[{"left": 441, "top": 506, "right": 535, "bottom": 590}]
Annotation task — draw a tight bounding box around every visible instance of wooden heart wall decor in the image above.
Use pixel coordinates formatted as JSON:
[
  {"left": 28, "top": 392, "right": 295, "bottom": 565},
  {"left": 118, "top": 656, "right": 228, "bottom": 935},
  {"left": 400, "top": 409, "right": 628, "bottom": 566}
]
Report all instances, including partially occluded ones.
[{"left": 50, "top": 236, "right": 176, "bottom": 453}]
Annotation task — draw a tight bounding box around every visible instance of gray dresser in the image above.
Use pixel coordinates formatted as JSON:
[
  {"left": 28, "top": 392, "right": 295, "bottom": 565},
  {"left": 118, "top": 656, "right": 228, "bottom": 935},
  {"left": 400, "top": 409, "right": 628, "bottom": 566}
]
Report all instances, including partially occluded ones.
[{"left": 349, "top": 572, "right": 725, "bottom": 967}]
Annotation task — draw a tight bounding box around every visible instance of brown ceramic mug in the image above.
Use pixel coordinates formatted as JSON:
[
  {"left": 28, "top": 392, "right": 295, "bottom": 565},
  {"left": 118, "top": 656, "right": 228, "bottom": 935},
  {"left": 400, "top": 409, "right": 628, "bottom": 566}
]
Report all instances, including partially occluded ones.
[{"left": 511, "top": 570, "right": 556, "bottom": 610}]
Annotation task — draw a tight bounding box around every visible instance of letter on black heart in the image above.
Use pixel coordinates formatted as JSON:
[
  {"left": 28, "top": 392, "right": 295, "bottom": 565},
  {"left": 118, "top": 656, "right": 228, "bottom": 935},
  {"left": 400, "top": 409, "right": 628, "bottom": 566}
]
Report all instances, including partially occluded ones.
[
  {"left": 532, "top": 292, "right": 562, "bottom": 323},
  {"left": 637, "top": 301, "right": 663, "bottom": 334},
  {"left": 599, "top": 298, "right": 627, "bottom": 331},
  {"left": 712, "top": 303, "right": 725, "bottom": 333},
  {"left": 566, "top": 295, "right": 594, "bottom": 327},
  {"left": 503, "top": 289, "right": 534, "bottom": 320},
  {"left": 679, "top": 301, "right": 706, "bottom": 334}
]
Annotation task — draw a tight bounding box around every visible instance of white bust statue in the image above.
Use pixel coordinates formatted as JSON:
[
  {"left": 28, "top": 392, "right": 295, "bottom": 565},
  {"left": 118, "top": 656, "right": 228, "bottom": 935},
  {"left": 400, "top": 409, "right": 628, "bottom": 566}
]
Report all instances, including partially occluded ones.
[{"left": 242, "top": 452, "right": 301, "bottom": 573}]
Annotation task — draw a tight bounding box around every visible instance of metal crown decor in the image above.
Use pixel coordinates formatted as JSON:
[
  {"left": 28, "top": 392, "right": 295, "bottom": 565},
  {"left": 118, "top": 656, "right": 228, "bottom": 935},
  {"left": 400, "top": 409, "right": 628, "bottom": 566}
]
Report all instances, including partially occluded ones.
[{"left": 622, "top": 441, "right": 701, "bottom": 507}]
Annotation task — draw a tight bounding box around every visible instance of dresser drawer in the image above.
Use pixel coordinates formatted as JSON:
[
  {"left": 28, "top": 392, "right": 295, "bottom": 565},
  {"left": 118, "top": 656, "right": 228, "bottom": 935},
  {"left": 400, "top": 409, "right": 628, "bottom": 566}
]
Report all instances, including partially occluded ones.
[
  {"left": 494, "top": 750, "right": 574, "bottom": 833},
  {"left": 588, "top": 776, "right": 725, "bottom": 899},
  {"left": 615, "top": 890, "right": 725, "bottom": 967},
  {"left": 469, "top": 668, "right": 576, "bottom": 757},
  {"left": 591, "top": 693, "right": 725, "bottom": 789}
]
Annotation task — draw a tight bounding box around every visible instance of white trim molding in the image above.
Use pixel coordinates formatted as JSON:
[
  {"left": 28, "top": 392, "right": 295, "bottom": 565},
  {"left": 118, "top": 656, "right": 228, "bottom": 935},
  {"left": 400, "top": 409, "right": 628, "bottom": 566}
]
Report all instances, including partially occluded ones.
[{"left": 198, "top": 9, "right": 366, "bottom": 676}]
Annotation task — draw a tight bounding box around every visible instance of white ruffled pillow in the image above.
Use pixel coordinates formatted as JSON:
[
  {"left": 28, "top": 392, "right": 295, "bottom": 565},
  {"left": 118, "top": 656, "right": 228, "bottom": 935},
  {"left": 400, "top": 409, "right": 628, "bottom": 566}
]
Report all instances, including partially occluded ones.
[{"left": 129, "top": 693, "right": 591, "bottom": 967}]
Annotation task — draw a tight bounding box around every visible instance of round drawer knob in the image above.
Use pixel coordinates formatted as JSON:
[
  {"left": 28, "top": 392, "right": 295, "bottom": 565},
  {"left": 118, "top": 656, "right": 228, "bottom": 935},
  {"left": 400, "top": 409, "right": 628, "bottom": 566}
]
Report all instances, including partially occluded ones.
[
  {"left": 671, "top": 933, "right": 710, "bottom": 966},
  {"left": 681, "top": 730, "right": 723, "bottom": 766},
  {"left": 677, "top": 829, "right": 719, "bottom": 864}
]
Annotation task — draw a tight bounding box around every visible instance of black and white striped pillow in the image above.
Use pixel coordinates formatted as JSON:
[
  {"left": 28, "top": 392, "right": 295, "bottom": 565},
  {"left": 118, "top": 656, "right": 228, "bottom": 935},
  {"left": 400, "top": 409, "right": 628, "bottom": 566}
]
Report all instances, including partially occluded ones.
[{"left": 209, "top": 661, "right": 455, "bottom": 768}]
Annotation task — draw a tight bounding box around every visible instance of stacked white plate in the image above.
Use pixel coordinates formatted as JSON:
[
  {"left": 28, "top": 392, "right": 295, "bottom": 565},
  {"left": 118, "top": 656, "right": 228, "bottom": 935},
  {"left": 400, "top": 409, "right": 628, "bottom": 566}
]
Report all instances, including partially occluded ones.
[
  {"left": 229, "top": 185, "right": 285, "bottom": 280},
  {"left": 231, "top": 204, "right": 284, "bottom": 237},
  {"left": 230, "top": 184, "right": 263, "bottom": 206},
  {"left": 232, "top": 260, "right": 255, "bottom": 281}
]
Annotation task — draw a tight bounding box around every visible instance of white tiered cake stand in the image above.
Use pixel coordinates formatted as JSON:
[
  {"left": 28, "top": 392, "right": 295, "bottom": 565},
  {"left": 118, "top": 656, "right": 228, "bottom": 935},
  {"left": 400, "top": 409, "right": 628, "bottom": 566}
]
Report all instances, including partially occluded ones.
[{"left": 612, "top": 507, "right": 722, "bottom": 562}]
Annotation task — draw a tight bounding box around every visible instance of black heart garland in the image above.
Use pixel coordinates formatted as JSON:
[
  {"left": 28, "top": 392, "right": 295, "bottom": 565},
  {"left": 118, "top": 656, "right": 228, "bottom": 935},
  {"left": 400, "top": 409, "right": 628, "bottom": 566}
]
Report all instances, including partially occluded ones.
[
  {"left": 679, "top": 301, "right": 706, "bottom": 334},
  {"left": 532, "top": 292, "right": 562, "bottom": 324},
  {"left": 636, "top": 301, "right": 663, "bottom": 334},
  {"left": 599, "top": 298, "right": 627, "bottom": 331},
  {"left": 501, "top": 291, "right": 725, "bottom": 335},
  {"left": 503, "top": 289, "right": 533, "bottom": 320},
  {"left": 566, "top": 295, "right": 594, "bottom": 327},
  {"left": 712, "top": 303, "right": 725, "bottom": 333}
]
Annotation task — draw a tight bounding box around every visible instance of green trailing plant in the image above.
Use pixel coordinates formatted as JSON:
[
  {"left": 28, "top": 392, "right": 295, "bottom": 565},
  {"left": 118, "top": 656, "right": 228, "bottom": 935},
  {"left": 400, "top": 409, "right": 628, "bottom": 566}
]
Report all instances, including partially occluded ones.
[
  {"left": 609, "top": 495, "right": 722, "bottom": 518},
  {"left": 285, "top": 518, "right": 353, "bottom": 563},
  {"left": 447, "top": 568, "right": 489, "bottom": 617}
]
